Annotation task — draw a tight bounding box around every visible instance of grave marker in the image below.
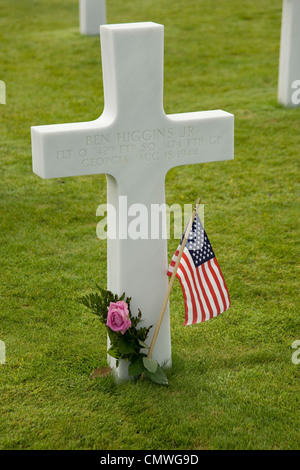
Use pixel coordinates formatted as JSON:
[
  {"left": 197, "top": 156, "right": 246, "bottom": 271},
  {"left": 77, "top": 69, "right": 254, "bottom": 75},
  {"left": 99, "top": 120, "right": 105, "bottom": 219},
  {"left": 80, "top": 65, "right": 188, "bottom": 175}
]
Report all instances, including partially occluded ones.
[
  {"left": 0, "top": 80, "right": 5, "bottom": 104},
  {"left": 0, "top": 340, "right": 5, "bottom": 364},
  {"left": 31, "top": 22, "right": 234, "bottom": 380},
  {"left": 278, "top": 0, "right": 300, "bottom": 107},
  {"left": 79, "top": 0, "right": 106, "bottom": 36}
]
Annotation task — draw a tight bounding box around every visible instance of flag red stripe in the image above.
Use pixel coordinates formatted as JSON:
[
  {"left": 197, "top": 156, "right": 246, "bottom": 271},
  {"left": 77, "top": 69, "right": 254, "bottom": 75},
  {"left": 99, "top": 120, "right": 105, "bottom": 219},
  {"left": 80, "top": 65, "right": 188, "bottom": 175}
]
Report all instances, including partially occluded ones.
[
  {"left": 214, "top": 258, "right": 231, "bottom": 309},
  {"left": 201, "top": 262, "right": 218, "bottom": 319},
  {"left": 177, "top": 261, "right": 198, "bottom": 325},
  {"left": 205, "top": 260, "right": 221, "bottom": 314},
  {"left": 196, "top": 265, "right": 213, "bottom": 319},
  {"left": 167, "top": 250, "right": 180, "bottom": 276},
  {"left": 180, "top": 254, "right": 198, "bottom": 324},
  {"left": 175, "top": 273, "right": 189, "bottom": 325},
  {"left": 181, "top": 252, "right": 205, "bottom": 324},
  {"left": 207, "top": 259, "right": 226, "bottom": 311},
  {"left": 192, "top": 262, "right": 210, "bottom": 322},
  {"left": 208, "top": 264, "right": 222, "bottom": 313},
  {"left": 177, "top": 266, "right": 195, "bottom": 326},
  {"left": 186, "top": 251, "right": 207, "bottom": 323}
]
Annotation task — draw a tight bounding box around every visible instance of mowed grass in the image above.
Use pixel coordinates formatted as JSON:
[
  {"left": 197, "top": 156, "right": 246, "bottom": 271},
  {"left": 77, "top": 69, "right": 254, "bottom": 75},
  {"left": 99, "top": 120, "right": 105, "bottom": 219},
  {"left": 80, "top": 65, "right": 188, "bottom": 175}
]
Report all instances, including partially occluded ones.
[{"left": 0, "top": 0, "right": 299, "bottom": 450}]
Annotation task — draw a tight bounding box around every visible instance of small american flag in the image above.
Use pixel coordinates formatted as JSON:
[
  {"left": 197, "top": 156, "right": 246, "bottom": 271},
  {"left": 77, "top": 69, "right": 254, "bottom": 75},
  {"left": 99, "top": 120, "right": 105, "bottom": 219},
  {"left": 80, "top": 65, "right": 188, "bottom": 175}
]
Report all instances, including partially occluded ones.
[{"left": 167, "top": 213, "right": 231, "bottom": 326}]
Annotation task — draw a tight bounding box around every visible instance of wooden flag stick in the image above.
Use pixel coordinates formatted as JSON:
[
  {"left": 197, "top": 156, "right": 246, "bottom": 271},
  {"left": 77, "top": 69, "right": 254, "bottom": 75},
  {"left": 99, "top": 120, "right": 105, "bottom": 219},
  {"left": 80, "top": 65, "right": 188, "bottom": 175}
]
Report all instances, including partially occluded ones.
[{"left": 146, "top": 198, "right": 201, "bottom": 360}]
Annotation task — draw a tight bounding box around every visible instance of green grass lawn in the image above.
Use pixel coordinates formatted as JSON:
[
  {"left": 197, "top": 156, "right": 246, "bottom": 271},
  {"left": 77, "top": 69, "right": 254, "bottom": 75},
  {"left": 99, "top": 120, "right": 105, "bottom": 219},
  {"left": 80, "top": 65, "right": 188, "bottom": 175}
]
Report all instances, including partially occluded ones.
[{"left": 0, "top": 0, "right": 299, "bottom": 450}]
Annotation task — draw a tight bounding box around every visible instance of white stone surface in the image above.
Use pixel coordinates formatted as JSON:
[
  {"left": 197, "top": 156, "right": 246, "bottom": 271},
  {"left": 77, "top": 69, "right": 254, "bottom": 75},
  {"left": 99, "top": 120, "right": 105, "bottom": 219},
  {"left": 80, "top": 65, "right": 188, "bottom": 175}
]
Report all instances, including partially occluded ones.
[
  {"left": 31, "top": 22, "right": 234, "bottom": 379},
  {"left": 0, "top": 340, "right": 5, "bottom": 364},
  {"left": 79, "top": 0, "right": 106, "bottom": 36},
  {"left": 278, "top": 0, "right": 300, "bottom": 107},
  {"left": 0, "top": 80, "right": 5, "bottom": 104}
]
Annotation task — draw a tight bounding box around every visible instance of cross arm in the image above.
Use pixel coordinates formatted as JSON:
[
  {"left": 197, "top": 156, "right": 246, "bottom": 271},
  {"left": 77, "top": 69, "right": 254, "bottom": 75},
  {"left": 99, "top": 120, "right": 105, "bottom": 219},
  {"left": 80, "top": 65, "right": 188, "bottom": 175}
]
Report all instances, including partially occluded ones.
[
  {"left": 31, "top": 116, "right": 118, "bottom": 179},
  {"left": 163, "top": 109, "right": 234, "bottom": 173}
]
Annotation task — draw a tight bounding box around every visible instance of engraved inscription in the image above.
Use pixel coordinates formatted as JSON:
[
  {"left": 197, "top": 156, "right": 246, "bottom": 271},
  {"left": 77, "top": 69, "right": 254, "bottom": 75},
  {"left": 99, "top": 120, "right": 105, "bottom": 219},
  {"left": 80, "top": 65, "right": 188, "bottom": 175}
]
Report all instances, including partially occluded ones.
[
  {"left": 120, "top": 144, "right": 137, "bottom": 153},
  {"left": 81, "top": 156, "right": 128, "bottom": 167},
  {"left": 118, "top": 128, "right": 174, "bottom": 144},
  {"left": 54, "top": 127, "right": 224, "bottom": 169},
  {"left": 86, "top": 134, "right": 110, "bottom": 145},
  {"left": 165, "top": 133, "right": 223, "bottom": 161},
  {"left": 180, "top": 126, "right": 194, "bottom": 137},
  {"left": 57, "top": 149, "right": 74, "bottom": 159}
]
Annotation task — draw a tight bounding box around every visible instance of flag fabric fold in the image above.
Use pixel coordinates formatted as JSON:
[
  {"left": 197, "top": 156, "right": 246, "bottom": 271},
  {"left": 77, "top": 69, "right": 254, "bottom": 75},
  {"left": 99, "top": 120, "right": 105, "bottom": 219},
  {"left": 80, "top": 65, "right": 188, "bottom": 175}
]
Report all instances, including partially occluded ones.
[{"left": 167, "top": 213, "right": 230, "bottom": 326}]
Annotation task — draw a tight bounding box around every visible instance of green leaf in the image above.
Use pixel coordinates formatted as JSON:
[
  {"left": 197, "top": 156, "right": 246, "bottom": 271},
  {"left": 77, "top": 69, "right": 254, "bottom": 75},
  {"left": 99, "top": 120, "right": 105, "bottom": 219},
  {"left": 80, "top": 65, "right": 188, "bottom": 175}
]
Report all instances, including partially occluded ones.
[
  {"left": 142, "top": 357, "right": 158, "bottom": 373},
  {"left": 107, "top": 347, "right": 120, "bottom": 359},
  {"left": 128, "top": 359, "right": 144, "bottom": 376},
  {"left": 117, "top": 336, "right": 138, "bottom": 355},
  {"left": 144, "top": 365, "right": 168, "bottom": 385},
  {"left": 138, "top": 339, "right": 149, "bottom": 349}
]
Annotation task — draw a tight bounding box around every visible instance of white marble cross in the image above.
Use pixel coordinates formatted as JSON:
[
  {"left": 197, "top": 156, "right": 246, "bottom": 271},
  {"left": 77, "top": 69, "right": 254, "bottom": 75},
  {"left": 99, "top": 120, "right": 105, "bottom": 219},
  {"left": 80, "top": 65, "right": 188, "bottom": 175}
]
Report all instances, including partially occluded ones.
[
  {"left": 0, "top": 340, "right": 5, "bottom": 364},
  {"left": 0, "top": 80, "right": 5, "bottom": 104},
  {"left": 31, "top": 22, "right": 234, "bottom": 379},
  {"left": 79, "top": 0, "right": 106, "bottom": 36},
  {"left": 278, "top": 0, "right": 300, "bottom": 107}
]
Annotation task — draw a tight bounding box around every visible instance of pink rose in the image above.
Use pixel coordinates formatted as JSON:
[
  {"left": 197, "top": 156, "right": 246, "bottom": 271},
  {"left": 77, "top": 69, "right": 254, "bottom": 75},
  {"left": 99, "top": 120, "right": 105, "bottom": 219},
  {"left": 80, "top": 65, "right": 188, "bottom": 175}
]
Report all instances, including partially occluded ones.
[{"left": 106, "top": 301, "right": 131, "bottom": 335}]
